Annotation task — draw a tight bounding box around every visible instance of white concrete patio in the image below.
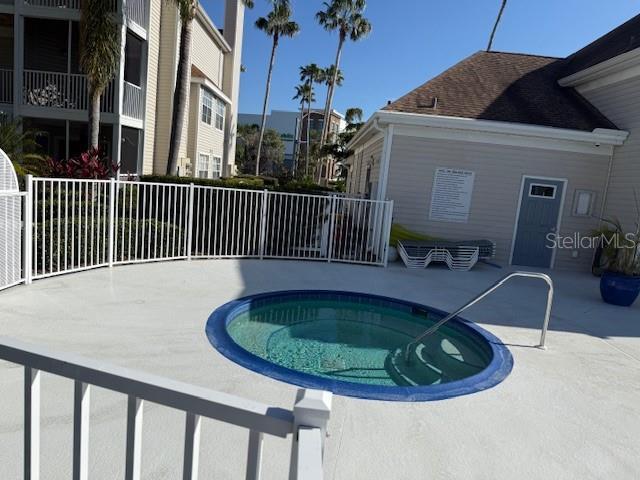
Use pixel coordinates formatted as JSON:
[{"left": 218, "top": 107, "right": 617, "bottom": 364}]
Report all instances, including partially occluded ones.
[{"left": 0, "top": 259, "right": 639, "bottom": 479}]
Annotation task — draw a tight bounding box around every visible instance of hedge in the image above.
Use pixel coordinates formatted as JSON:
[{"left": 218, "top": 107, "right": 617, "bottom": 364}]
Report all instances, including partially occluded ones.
[{"left": 33, "top": 218, "right": 184, "bottom": 274}]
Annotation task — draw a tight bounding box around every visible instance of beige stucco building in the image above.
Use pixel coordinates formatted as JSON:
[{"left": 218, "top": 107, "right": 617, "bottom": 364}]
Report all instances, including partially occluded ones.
[
  {"left": 346, "top": 14, "right": 639, "bottom": 272},
  {"left": 0, "top": 0, "right": 244, "bottom": 179}
]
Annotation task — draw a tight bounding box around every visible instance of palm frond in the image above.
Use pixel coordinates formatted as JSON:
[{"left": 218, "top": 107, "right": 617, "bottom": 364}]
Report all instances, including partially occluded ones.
[{"left": 80, "top": 0, "right": 120, "bottom": 92}]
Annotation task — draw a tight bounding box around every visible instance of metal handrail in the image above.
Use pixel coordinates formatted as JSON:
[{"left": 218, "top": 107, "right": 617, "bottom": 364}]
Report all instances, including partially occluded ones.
[{"left": 404, "top": 271, "right": 554, "bottom": 362}]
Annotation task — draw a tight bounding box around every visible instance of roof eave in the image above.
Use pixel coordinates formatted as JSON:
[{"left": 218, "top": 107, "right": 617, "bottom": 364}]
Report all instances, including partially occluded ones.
[
  {"left": 196, "top": 5, "right": 232, "bottom": 54},
  {"left": 348, "top": 110, "right": 629, "bottom": 151},
  {"left": 559, "top": 47, "right": 640, "bottom": 88}
]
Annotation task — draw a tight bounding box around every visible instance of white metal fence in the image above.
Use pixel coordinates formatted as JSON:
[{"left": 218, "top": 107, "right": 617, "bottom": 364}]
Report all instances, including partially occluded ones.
[
  {"left": 0, "top": 336, "right": 332, "bottom": 480},
  {"left": 0, "top": 149, "right": 25, "bottom": 291},
  {"left": 27, "top": 177, "right": 393, "bottom": 280}
]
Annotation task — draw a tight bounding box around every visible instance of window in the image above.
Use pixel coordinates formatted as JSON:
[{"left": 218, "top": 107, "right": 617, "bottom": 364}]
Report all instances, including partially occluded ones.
[
  {"left": 215, "top": 98, "right": 225, "bottom": 130},
  {"left": 201, "top": 90, "right": 213, "bottom": 125},
  {"left": 212, "top": 156, "right": 222, "bottom": 179},
  {"left": 197, "top": 153, "right": 210, "bottom": 178},
  {"left": 573, "top": 190, "right": 596, "bottom": 216},
  {"left": 529, "top": 184, "right": 556, "bottom": 199}
]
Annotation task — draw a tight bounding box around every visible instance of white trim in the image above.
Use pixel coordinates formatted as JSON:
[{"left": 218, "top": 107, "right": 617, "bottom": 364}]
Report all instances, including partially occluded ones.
[
  {"left": 377, "top": 125, "right": 394, "bottom": 201},
  {"left": 348, "top": 111, "right": 628, "bottom": 157},
  {"left": 196, "top": 5, "right": 231, "bottom": 53},
  {"left": 559, "top": 47, "right": 640, "bottom": 91},
  {"left": 191, "top": 76, "right": 232, "bottom": 105},
  {"left": 378, "top": 110, "right": 628, "bottom": 146},
  {"left": 509, "top": 175, "right": 568, "bottom": 269},
  {"left": 393, "top": 123, "right": 616, "bottom": 156}
]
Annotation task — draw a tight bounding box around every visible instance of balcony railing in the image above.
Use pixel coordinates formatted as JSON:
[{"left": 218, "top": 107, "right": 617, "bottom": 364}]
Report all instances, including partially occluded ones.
[
  {"left": 0, "top": 69, "right": 12, "bottom": 104},
  {"left": 22, "top": 70, "right": 115, "bottom": 113},
  {"left": 123, "top": 81, "right": 144, "bottom": 120},
  {"left": 126, "top": 0, "right": 147, "bottom": 28},
  {"left": 23, "top": 0, "right": 80, "bottom": 9}
]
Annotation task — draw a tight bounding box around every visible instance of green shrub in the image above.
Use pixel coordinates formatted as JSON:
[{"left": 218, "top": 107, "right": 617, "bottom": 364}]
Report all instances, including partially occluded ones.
[
  {"left": 140, "top": 175, "right": 264, "bottom": 189},
  {"left": 33, "top": 218, "right": 183, "bottom": 274}
]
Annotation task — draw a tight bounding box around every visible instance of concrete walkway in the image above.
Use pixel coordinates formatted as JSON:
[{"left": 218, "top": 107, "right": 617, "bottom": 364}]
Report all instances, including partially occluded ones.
[{"left": 0, "top": 259, "right": 638, "bottom": 479}]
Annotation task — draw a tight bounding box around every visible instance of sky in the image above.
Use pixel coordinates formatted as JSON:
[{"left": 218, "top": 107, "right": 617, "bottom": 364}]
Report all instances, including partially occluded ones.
[{"left": 202, "top": 0, "right": 640, "bottom": 120}]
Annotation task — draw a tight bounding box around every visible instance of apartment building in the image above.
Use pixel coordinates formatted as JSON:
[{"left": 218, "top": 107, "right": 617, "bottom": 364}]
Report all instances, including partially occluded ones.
[
  {"left": 238, "top": 108, "right": 345, "bottom": 174},
  {"left": 0, "top": 0, "right": 244, "bottom": 178}
]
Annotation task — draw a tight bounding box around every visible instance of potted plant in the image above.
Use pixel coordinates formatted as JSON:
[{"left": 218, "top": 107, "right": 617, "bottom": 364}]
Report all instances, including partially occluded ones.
[{"left": 594, "top": 211, "right": 640, "bottom": 307}]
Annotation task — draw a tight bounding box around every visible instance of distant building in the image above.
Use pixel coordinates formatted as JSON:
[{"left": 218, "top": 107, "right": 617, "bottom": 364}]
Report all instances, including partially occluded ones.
[
  {"left": 238, "top": 109, "right": 346, "bottom": 174},
  {"left": 238, "top": 110, "right": 300, "bottom": 170}
]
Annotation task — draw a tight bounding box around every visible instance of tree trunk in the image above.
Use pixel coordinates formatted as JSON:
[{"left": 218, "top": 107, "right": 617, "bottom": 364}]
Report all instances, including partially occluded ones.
[
  {"left": 88, "top": 86, "right": 101, "bottom": 150},
  {"left": 167, "top": 16, "right": 194, "bottom": 176},
  {"left": 487, "top": 0, "right": 507, "bottom": 51},
  {"left": 305, "top": 83, "right": 313, "bottom": 177},
  {"left": 321, "top": 34, "right": 345, "bottom": 149},
  {"left": 255, "top": 36, "right": 278, "bottom": 177},
  {"left": 294, "top": 103, "right": 304, "bottom": 175}
]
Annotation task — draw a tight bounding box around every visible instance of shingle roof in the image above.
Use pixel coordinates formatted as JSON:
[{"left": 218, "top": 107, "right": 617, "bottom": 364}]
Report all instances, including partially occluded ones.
[
  {"left": 561, "top": 14, "right": 640, "bottom": 77},
  {"left": 382, "top": 51, "right": 617, "bottom": 132}
]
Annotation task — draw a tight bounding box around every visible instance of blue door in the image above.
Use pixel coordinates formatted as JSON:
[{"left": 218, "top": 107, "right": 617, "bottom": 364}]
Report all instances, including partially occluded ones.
[{"left": 512, "top": 178, "right": 565, "bottom": 268}]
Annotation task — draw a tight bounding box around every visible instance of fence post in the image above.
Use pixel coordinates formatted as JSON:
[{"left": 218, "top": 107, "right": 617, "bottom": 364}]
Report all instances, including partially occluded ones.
[
  {"left": 258, "top": 189, "right": 269, "bottom": 259},
  {"left": 326, "top": 195, "right": 337, "bottom": 263},
  {"left": 107, "top": 177, "right": 116, "bottom": 267},
  {"left": 382, "top": 200, "right": 394, "bottom": 268},
  {"left": 187, "top": 183, "right": 194, "bottom": 260},
  {"left": 24, "top": 175, "right": 33, "bottom": 285},
  {"left": 288, "top": 389, "right": 332, "bottom": 480}
]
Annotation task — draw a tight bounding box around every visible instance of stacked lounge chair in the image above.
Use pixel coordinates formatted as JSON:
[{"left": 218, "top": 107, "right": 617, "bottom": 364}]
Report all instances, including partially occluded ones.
[{"left": 397, "top": 239, "right": 496, "bottom": 271}]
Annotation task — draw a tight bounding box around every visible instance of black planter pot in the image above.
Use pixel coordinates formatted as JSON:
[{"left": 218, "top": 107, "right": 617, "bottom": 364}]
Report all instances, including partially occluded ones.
[{"left": 600, "top": 271, "right": 640, "bottom": 307}]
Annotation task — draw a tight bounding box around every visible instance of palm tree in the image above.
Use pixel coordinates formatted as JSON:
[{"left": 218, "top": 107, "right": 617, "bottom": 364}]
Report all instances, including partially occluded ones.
[
  {"left": 254, "top": 2, "right": 299, "bottom": 176},
  {"left": 316, "top": 0, "right": 371, "bottom": 147},
  {"left": 299, "top": 63, "right": 323, "bottom": 176},
  {"left": 487, "top": 0, "right": 507, "bottom": 51},
  {"left": 166, "top": 0, "right": 255, "bottom": 175},
  {"left": 345, "top": 107, "right": 362, "bottom": 125},
  {"left": 292, "top": 83, "right": 313, "bottom": 174},
  {"left": 79, "top": 0, "right": 120, "bottom": 150},
  {"left": 318, "top": 64, "right": 343, "bottom": 139},
  {"left": 0, "top": 115, "right": 44, "bottom": 176}
]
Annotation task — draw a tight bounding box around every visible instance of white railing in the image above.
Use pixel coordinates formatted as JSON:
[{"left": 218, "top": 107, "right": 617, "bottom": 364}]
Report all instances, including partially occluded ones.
[
  {"left": 0, "top": 191, "right": 27, "bottom": 290},
  {"left": 28, "top": 177, "right": 393, "bottom": 280},
  {"left": 23, "top": 0, "right": 80, "bottom": 9},
  {"left": 126, "top": 0, "right": 148, "bottom": 28},
  {"left": 123, "top": 81, "right": 144, "bottom": 120},
  {"left": 23, "top": 70, "right": 115, "bottom": 113},
  {"left": 0, "top": 336, "right": 332, "bottom": 479},
  {"left": 0, "top": 69, "right": 12, "bottom": 104}
]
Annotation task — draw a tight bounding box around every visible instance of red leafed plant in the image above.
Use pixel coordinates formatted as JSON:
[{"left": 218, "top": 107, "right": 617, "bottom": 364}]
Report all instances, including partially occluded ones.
[{"left": 45, "top": 147, "right": 119, "bottom": 179}]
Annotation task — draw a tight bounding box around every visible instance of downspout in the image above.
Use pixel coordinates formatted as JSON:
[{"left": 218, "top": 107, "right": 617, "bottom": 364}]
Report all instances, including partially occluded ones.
[
  {"left": 374, "top": 117, "right": 394, "bottom": 201},
  {"left": 599, "top": 149, "right": 615, "bottom": 226},
  {"left": 592, "top": 148, "right": 616, "bottom": 268}
]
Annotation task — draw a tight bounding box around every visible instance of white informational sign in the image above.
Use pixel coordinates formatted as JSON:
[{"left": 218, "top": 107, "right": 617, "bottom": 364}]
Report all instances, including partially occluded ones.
[{"left": 429, "top": 168, "right": 475, "bottom": 223}]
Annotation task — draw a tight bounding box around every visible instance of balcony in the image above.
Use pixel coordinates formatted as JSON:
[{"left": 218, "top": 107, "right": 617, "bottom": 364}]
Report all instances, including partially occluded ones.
[
  {"left": 22, "top": 70, "right": 115, "bottom": 113},
  {"left": 126, "top": 0, "right": 147, "bottom": 30},
  {"left": 23, "top": 0, "right": 80, "bottom": 9},
  {"left": 123, "top": 80, "right": 143, "bottom": 120},
  {"left": 0, "top": 69, "right": 11, "bottom": 104}
]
